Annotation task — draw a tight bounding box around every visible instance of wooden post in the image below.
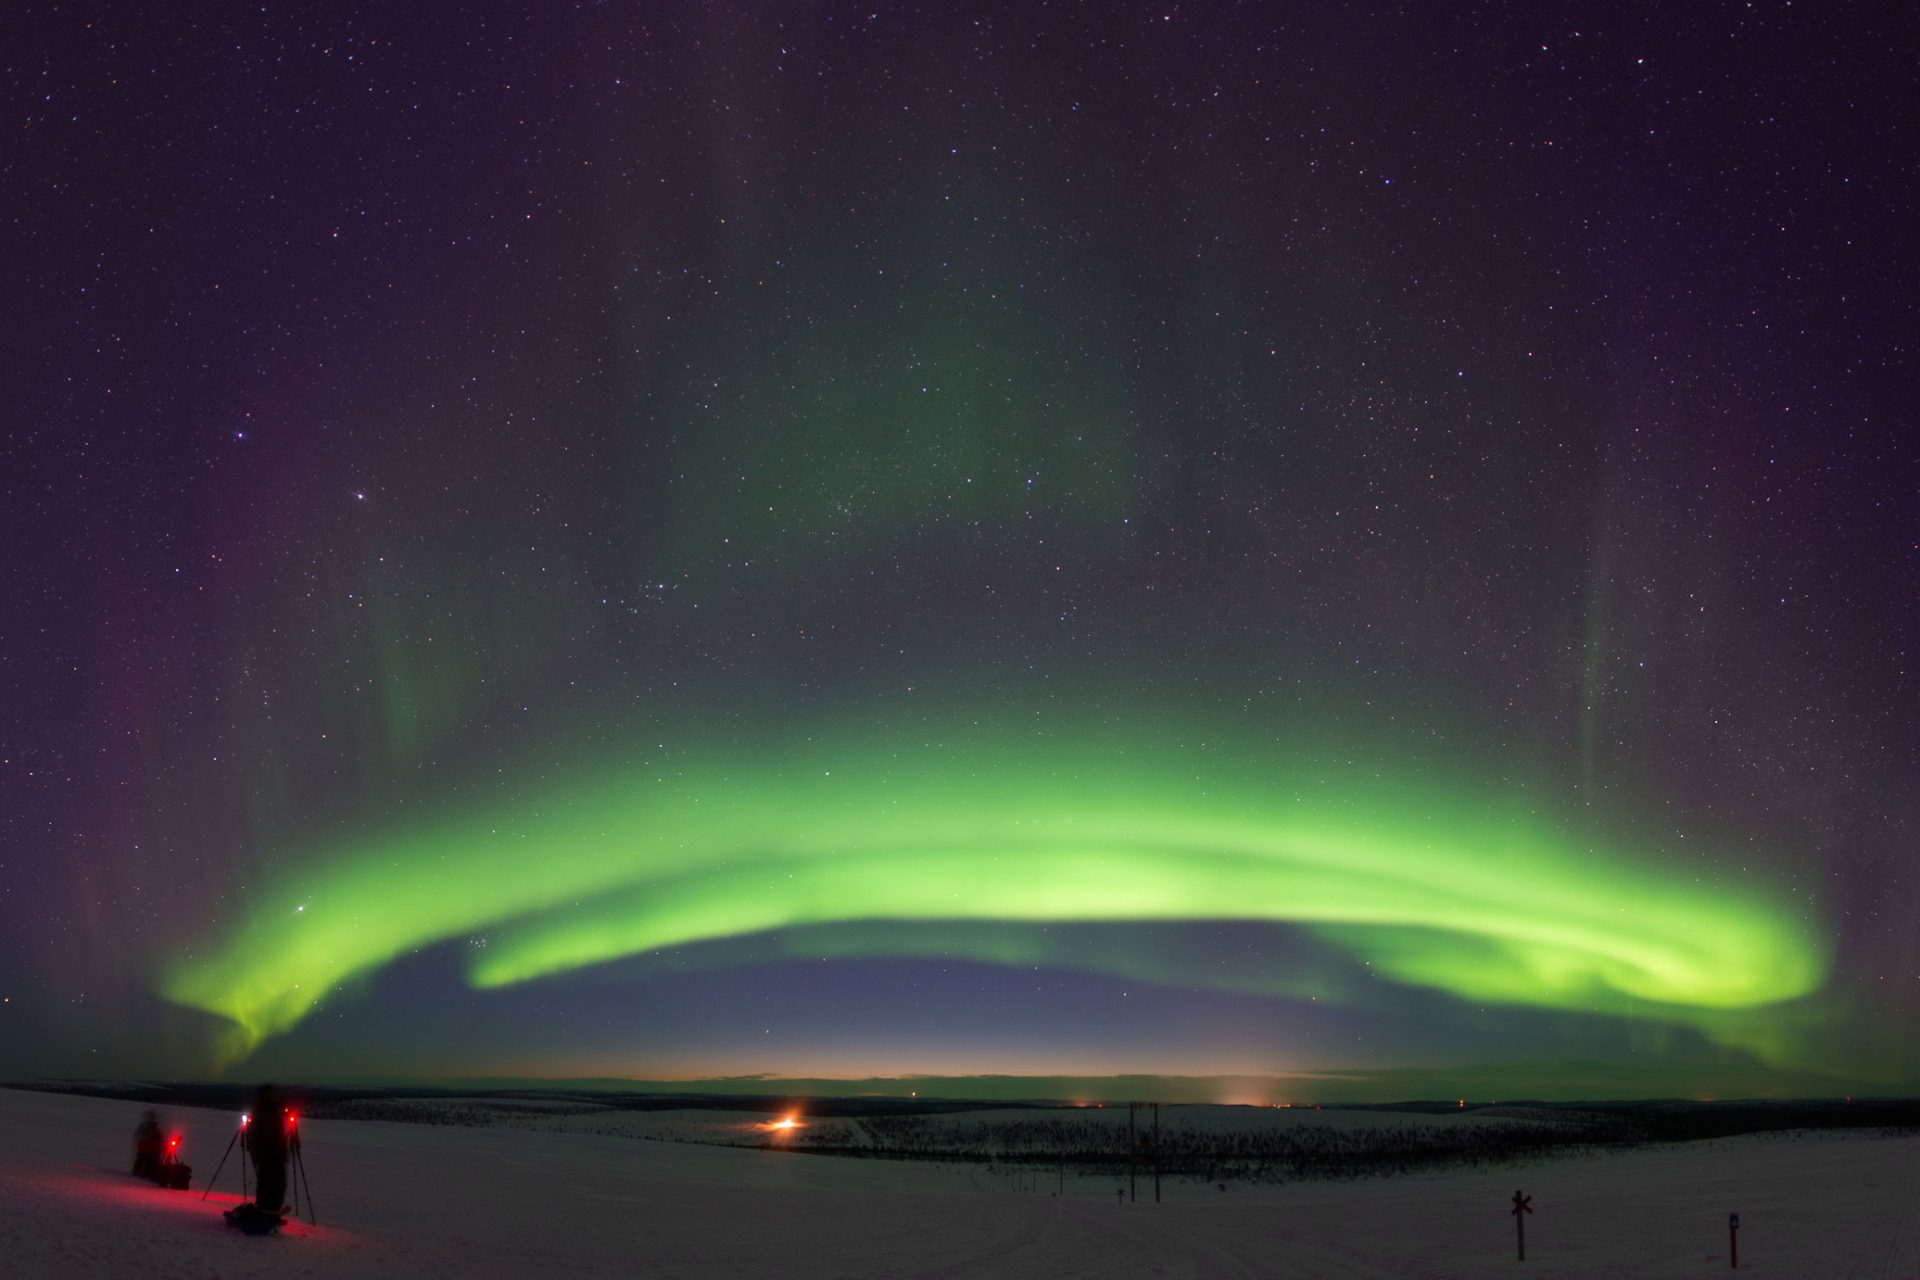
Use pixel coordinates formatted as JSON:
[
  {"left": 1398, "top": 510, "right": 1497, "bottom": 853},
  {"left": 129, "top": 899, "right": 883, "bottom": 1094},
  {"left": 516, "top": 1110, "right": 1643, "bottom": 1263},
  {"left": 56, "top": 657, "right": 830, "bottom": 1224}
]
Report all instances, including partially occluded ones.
[
  {"left": 1511, "top": 1190, "right": 1532, "bottom": 1261},
  {"left": 1729, "top": 1212, "right": 1739, "bottom": 1268}
]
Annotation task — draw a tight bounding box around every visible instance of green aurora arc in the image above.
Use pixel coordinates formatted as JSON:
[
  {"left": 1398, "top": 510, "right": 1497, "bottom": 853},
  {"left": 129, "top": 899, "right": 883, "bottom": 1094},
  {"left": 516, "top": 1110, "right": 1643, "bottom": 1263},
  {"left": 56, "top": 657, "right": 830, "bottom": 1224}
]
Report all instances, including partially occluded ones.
[{"left": 159, "top": 709, "right": 1828, "bottom": 1061}]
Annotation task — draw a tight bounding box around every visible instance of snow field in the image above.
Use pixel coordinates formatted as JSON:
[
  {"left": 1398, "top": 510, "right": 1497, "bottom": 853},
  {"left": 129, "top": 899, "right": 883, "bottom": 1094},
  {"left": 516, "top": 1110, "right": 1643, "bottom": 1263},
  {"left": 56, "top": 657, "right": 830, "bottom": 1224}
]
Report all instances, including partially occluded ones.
[{"left": 2, "top": 1085, "right": 1914, "bottom": 1278}]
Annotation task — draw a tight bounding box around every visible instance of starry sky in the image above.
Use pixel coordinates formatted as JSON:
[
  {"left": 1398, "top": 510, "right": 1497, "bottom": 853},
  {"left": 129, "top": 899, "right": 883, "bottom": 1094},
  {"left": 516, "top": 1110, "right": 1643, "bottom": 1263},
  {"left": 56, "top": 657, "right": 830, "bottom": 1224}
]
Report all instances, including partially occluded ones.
[{"left": 4, "top": 1, "right": 1916, "bottom": 1099}]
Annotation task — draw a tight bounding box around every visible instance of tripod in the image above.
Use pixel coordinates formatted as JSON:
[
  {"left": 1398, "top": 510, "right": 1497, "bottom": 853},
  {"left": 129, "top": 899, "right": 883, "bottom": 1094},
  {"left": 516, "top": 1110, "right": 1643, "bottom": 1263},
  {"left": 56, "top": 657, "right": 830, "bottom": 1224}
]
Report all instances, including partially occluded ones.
[
  {"left": 248, "top": 1111, "right": 318, "bottom": 1227},
  {"left": 290, "top": 1134, "right": 318, "bottom": 1226},
  {"left": 199, "top": 1113, "right": 251, "bottom": 1203}
]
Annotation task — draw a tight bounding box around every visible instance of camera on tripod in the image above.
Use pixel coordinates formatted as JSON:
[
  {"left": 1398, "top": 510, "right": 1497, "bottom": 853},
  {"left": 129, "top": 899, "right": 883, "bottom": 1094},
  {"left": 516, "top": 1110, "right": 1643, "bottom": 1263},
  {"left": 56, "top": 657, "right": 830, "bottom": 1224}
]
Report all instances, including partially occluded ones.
[{"left": 203, "top": 1092, "right": 318, "bottom": 1233}]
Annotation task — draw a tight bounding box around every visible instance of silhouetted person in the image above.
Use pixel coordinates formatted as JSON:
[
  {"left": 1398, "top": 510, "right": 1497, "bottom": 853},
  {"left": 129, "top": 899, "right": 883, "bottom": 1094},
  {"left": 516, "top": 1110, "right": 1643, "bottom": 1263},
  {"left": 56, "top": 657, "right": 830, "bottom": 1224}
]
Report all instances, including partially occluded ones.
[
  {"left": 131, "top": 1110, "right": 164, "bottom": 1180},
  {"left": 244, "top": 1084, "right": 298, "bottom": 1216}
]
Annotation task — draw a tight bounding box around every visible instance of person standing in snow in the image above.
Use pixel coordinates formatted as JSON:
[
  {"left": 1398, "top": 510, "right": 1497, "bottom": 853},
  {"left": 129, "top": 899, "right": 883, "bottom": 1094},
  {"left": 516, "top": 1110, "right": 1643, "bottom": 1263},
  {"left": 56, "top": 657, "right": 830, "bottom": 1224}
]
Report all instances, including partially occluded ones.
[{"left": 244, "top": 1084, "right": 298, "bottom": 1216}]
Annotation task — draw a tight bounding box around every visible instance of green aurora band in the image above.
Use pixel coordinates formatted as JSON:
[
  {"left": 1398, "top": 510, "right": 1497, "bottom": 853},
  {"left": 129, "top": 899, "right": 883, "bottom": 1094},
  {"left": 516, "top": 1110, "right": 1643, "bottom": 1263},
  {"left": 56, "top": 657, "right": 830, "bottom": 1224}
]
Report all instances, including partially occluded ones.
[{"left": 160, "top": 711, "right": 1827, "bottom": 1060}]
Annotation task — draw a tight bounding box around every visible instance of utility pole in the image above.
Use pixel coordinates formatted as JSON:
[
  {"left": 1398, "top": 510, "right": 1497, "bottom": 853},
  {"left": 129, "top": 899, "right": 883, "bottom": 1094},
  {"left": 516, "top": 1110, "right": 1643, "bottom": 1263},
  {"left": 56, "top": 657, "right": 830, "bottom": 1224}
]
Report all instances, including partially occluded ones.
[
  {"left": 1128, "top": 1102, "right": 1137, "bottom": 1202},
  {"left": 1153, "top": 1102, "right": 1161, "bottom": 1203}
]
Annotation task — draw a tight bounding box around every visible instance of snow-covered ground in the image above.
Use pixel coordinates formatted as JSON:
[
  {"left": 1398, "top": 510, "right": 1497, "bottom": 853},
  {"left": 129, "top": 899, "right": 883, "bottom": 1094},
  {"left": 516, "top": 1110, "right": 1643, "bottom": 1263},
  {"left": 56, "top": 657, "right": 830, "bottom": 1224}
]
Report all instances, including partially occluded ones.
[{"left": 2, "top": 1085, "right": 1914, "bottom": 1278}]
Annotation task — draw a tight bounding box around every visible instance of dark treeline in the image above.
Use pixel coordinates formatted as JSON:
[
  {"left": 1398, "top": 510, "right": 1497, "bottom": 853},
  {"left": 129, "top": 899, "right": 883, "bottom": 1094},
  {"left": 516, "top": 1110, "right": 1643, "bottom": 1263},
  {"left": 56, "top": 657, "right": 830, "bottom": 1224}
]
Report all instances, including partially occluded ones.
[
  {"left": 771, "top": 1100, "right": 1920, "bottom": 1186},
  {"left": 1582, "top": 1098, "right": 1920, "bottom": 1142},
  {"left": 782, "top": 1113, "right": 1611, "bottom": 1184},
  {"left": 302, "top": 1099, "right": 614, "bottom": 1126}
]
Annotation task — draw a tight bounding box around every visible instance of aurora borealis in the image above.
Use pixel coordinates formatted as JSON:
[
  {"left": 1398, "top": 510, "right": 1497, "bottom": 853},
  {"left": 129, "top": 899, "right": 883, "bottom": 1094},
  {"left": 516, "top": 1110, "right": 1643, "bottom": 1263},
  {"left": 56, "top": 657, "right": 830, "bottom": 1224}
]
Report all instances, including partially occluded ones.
[
  {"left": 6, "top": 2, "right": 1916, "bottom": 1099},
  {"left": 161, "top": 708, "right": 1824, "bottom": 1059}
]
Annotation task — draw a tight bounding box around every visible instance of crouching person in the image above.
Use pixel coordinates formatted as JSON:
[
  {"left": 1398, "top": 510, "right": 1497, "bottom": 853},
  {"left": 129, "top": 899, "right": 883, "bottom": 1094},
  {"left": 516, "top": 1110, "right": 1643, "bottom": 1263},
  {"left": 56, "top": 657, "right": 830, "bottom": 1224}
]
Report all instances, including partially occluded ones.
[
  {"left": 132, "top": 1110, "right": 192, "bottom": 1189},
  {"left": 131, "top": 1111, "right": 164, "bottom": 1180}
]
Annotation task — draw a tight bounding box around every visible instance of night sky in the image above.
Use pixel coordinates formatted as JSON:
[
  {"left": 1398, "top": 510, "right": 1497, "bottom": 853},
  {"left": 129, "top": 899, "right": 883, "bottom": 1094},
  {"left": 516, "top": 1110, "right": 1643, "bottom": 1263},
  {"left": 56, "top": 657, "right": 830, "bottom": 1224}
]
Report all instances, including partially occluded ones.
[{"left": 5, "top": 2, "right": 1916, "bottom": 1099}]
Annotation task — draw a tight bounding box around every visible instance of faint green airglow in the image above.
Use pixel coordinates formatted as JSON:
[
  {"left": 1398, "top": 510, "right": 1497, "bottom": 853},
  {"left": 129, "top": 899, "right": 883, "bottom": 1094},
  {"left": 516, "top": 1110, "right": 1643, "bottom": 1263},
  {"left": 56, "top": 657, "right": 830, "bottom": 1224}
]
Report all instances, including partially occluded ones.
[{"left": 158, "top": 710, "right": 1826, "bottom": 1056}]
